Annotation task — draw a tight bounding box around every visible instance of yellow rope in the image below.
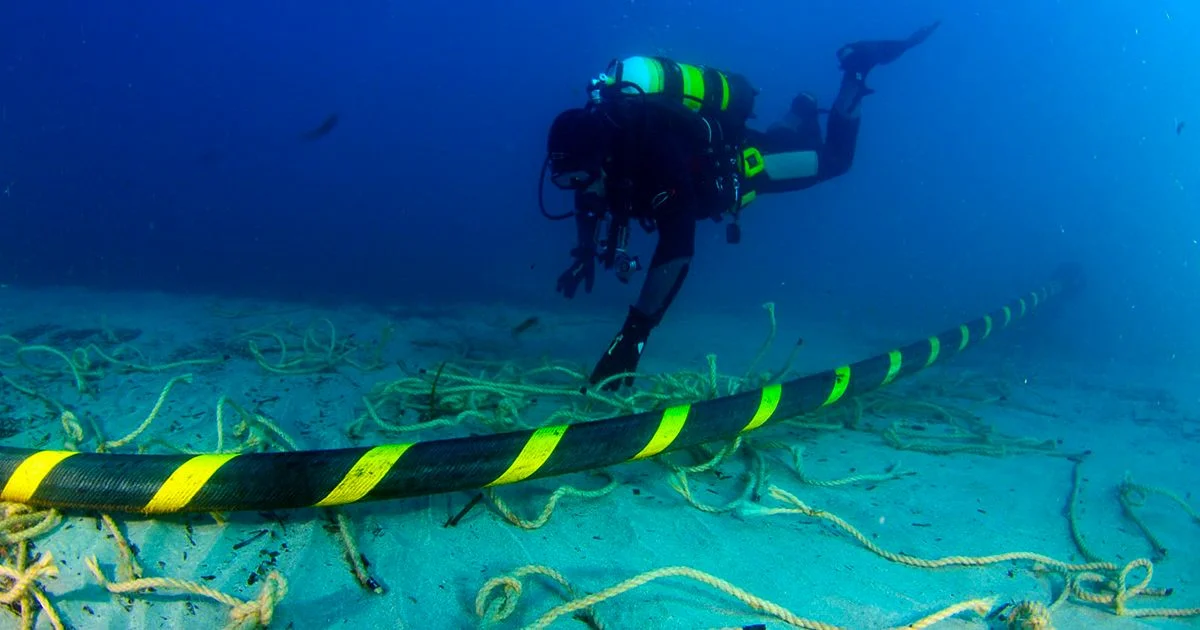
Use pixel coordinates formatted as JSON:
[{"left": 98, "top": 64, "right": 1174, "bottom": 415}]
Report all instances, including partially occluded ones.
[
  {"left": 1, "top": 334, "right": 219, "bottom": 393},
  {"left": 476, "top": 564, "right": 837, "bottom": 630},
  {"left": 0, "top": 504, "right": 61, "bottom": 545},
  {"left": 1, "top": 372, "right": 66, "bottom": 413},
  {"left": 333, "top": 511, "right": 384, "bottom": 594},
  {"left": 99, "top": 513, "right": 144, "bottom": 581},
  {"left": 98, "top": 374, "right": 192, "bottom": 451},
  {"left": 249, "top": 413, "right": 299, "bottom": 452},
  {"left": 0, "top": 540, "right": 64, "bottom": 630},
  {"left": 80, "top": 343, "right": 221, "bottom": 373},
  {"left": 757, "top": 486, "right": 1116, "bottom": 573},
  {"left": 668, "top": 437, "right": 743, "bottom": 474},
  {"left": 10, "top": 342, "right": 91, "bottom": 392},
  {"left": 753, "top": 486, "right": 1199, "bottom": 622},
  {"left": 1065, "top": 455, "right": 1102, "bottom": 562},
  {"left": 790, "top": 446, "right": 910, "bottom": 487},
  {"left": 991, "top": 600, "right": 1052, "bottom": 629},
  {"left": 487, "top": 474, "right": 618, "bottom": 529},
  {"left": 669, "top": 468, "right": 757, "bottom": 515},
  {"left": 1065, "top": 558, "right": 1200, "bottom": 618},
  {"left": 241, "top": 319, "right": 386, "bottom": 376},
  {"left": 475, "top": 565, "right": 580, "bottom": 625},
  {"left": 1118, "top": 474, "right": 1198, "bottom": 560},
  {"left": 1120, "top": 479, "right": 1200, "bottom": 523},
  {"left": 740, "top": 302, "right": 777, "bottom": 391},
  {"left": 894, "top": 597, "right": 995, "bottom": 629},
  {"left": 60, "top": 410, "right": 84, "bottom": 450},
  {"left": 86, "top": 556, "right": 288, "bottom": 629}
]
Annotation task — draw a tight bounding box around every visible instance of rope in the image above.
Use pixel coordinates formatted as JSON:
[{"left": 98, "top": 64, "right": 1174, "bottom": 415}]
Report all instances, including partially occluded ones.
[
  {"left": 86, "top": 556, "right": 288, "bottom": 629},
  {"left": 758, "top": 486, "right": 1117, "bottom": 573},
  {"left": 0, "top": 541, "right": 64, "bottom": 630},
  {"left": 476, "top": 564, "right": 836, "bottom": 630},
  {"left": 895, "top": 597, "right": 995, "bottom": 629}
]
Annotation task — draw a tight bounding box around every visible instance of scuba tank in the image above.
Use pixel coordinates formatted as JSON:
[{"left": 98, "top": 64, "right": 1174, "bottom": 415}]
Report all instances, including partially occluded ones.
[
  {"left": 587, "top": 57, "right": 768, "bottom": 243},
  {"left": 587, "top": 56, "right": 758, "bottom": 128}
]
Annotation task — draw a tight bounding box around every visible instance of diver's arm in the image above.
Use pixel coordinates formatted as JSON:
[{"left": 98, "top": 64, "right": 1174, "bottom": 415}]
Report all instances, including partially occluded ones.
[
  {"left": 554, "top": 188, "right": 604, "bottom": 299},
  {"left": 572, "top": 186, "right": 605, "bottom": 245}
]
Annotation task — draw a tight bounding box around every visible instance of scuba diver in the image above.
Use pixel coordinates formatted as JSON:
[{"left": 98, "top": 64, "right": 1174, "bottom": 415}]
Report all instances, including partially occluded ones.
[{"left": 541, "top": 21, "right": 940, "bottom": 390}]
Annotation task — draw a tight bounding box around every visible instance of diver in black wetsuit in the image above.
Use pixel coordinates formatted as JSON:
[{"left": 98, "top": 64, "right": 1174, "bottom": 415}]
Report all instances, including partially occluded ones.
[{"left": 541, "top": 22, "right": 940, "bottom": 390}]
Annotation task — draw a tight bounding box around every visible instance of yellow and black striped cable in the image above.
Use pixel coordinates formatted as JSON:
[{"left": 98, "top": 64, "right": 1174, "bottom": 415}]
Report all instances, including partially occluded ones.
[{"left": 0, "top": 278, "right": 1070, "bottom": 515}]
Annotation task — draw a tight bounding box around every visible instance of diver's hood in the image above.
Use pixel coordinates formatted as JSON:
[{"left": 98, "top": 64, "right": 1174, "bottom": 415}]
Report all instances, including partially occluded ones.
[{"left": 546, "top": 107, "right": 611, "bottom": 188}]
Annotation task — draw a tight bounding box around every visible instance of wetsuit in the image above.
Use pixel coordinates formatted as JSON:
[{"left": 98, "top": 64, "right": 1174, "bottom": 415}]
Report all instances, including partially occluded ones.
[
  {"left": 582, "top": 72, "right": 868, "bottom": 389},
  {"left": 549, "top": 21, "right": 941, "bottom": 389}
]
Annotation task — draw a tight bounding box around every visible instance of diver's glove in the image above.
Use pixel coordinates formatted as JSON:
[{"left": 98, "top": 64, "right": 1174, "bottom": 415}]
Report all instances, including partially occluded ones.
[
  {"left": 837, "top": 20, "right": 941, "bottom": 79},
  {"left": 556, "top": 246, "right": 596, "bottom": 299},
  {"left": 589, "top": 307, "right": 653, "bottom": 391}
]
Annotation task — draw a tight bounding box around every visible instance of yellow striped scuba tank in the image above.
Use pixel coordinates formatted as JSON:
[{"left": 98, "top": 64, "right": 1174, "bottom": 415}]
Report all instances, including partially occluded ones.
[
  {"left": 588, "top": 56, "right": 758, "bottom": 125},
  {"left": 584, "top": 56, "right": 765, "bottom": 228}
]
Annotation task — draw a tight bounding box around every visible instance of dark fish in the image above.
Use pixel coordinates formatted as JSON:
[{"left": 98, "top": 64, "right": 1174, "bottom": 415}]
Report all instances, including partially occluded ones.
[
  {"left": 1177, "top": 120, "right": 1186, "bottom": 135},
  {"left": 511, "top": 316, "right": 539, "bottom": 337},
  {"left": 300, "top": 114, "right": 339, "bottom": 141}
]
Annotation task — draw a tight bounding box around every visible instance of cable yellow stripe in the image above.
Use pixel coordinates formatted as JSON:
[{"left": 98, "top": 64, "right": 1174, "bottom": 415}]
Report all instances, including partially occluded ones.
[
  {"left": 488, "top": 425, "right": 568, "bottom": 486},
  {"left": 1002, "top": 306, "right": 1012, "bottom": 326},
  {"left": 882, "top": 350, "right": 903, "bottom": 385},
  {"left": 1019, "top": 298, "right": 1027, "bottom": 317},
  {"left": 633, "top": 404, "right": 690, "bottom": 460},
  {"left": 958, "top": 324, "right": 970, "bottom": 351},
  {"left": 741, "top": 384, "right": 781, "bottom": 432},
  {"left": 983, "top": 316, "right": 993, "bottom": 340},
  {"left": 926, "top": 337, "right": 941, "bottom": 367},
  {"left": 1, "top": 451, "right": 78, "bottom": 503},
  {"left": 823, "top": 366, "right": 851, "bottom": 406},
  {"left": 143, "top": 454, "right": 238, "bottom": 514},
  {"left": 1031, "top": 291, "right": 1039, "bottom": 308},
  {"left": 315, "top": 444, "right": 413, "bottom": 507}
]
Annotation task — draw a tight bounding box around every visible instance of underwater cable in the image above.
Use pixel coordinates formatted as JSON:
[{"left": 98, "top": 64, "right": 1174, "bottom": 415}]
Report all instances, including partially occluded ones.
[{"left": 0, "top": 268, "right": 1081, "bottom": 515}]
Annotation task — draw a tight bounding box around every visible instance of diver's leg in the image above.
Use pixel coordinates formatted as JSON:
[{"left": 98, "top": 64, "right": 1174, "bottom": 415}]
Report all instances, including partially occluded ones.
[
  {"left": 824, "top": 20, "right": 941, "bottom": 174},
  {"left": 757, "top": 92, "right": 823, "bottom": 153},
  {"left": 589, "top": 212, "right": 695, "bottom": 389},
  {"left": 634, "top": 211, "right": 695, "bottom": 322},
  {"left": 820, "top": 71, "right": 869, "bottom": 179},
  {"left": 748, "top": 76, "right": 866, "bottom": 194}
]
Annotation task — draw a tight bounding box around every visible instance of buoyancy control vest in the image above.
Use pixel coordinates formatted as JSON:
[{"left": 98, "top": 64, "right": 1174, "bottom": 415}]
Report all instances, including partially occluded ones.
[{"left": 587, "top": 56, "right": 766, "bottom": 220}]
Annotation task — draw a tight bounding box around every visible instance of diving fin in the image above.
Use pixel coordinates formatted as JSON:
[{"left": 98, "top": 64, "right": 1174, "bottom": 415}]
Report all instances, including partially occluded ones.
[{"left": 836, "top": 20, "right": 942, "bottom": 79}]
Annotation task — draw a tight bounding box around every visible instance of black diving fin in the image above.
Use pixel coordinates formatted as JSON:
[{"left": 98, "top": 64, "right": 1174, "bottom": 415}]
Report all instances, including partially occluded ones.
[{"left": 836, "top": 20, "right": 942, "bottom": 79}]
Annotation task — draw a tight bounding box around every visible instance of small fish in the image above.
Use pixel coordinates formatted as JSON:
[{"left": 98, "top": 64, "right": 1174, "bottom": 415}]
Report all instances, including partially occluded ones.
[
  {"left": 232, "top": 528, "right": 269, "bottom": 550},
  {"left": 1177, "top": 119, "right": 1186, "bottom": 135},
  {"left": 300, "top": 114, "right": 339, "bottom": 141},
  {"left": 511, "top": 316, "right": 539, "bottom": 337}
]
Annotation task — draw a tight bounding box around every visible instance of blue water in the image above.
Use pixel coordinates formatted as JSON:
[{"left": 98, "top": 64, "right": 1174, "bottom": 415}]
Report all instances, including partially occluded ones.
[
  {"left": 2, "top": 2, "right": 1199, "bottom": 627},
  {"left": 2, "top": 1, "right": 1195, "bottom": 366}
]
